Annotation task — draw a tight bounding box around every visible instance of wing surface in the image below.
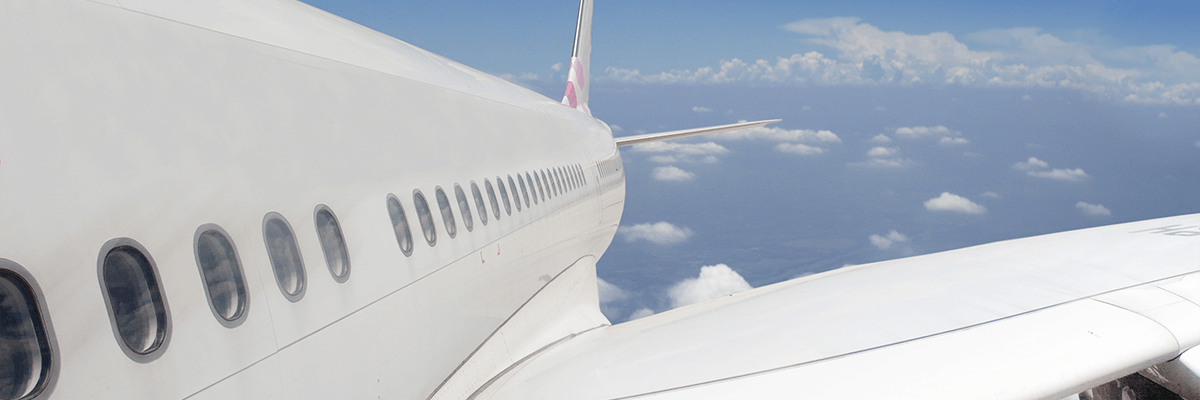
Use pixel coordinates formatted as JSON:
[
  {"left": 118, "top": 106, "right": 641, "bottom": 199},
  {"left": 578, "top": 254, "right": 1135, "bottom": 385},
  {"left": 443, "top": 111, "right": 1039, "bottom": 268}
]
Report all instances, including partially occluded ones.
[{"left": 476, "top": 215, "right": 1200, "bottom": 399}]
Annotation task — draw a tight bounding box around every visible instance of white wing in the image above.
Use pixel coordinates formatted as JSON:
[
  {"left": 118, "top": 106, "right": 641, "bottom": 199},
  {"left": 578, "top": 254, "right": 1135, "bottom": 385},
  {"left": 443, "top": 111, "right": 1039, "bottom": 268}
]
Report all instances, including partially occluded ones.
[{"left": 477, "top": 215, "right": 1200, "bottom": 399}]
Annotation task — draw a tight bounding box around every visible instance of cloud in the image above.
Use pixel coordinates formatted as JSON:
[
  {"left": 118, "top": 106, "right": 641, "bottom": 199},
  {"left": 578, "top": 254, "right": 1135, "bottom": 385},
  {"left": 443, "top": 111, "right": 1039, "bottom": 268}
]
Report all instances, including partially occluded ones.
[
  {"left": 597, "top": 278, "right": 628, "bottom": 304},
  {"left": 776, "top": 143, "right": 826, "bottom": 155},
  {"left": 652, "top": 166, "right": 696, "bottom": 182},
  {"left": 599, "top": 17, "right": 1200, "bottom": 105},
  {"left": 868, "top": 230, "right": 909, "bottom": 249},
  {"left": 551, "top": 63, "right": 563, "bottom": 72},
  {"left": 618, "top": 222, "right": 695, "bottom": 244},
  {"left": 692, "top": 106, "right": 713, "bottom": 113},
  {"left": 710, "top": 123, "right": 842, "bottom": 143},
  {"left": 982, "top": 191, "right": 1001, "bottom": 198},
  {"left": 1158, "top": 112, "right": 1168, "bottom": 118},
  {"left": 610, "top": 125, "right": 623, "bottom": 132},
  {"left": 895, "top": 125, "right": 957, "bottom": 139},
  {"left": 939, "top": 137, "right": 970, "bottom": 146},
  {"left": 1013, "top": 157, "right": 1050, "bottom": 170},
  {"left": 667, "top": 264, "right": 752, "bottom": 309},
  {"left": 628, "top": 308, "right": 655, "bottom": 320},
  {"left": 924, "top": 192, "right": 987, "bottom": 214},
  {"left": 1023, "top": 94, "right": 1032, "bottom": 101},
  {"left": 1076, "top": 201, "right": 1112, "bottom": 216},
  {"left": 1014, "top": 157, "right": 1088, "bottom": 181},
  {"left": 867, "top": 147, "right": 898, "bottom": 157},
  {"left": 869, "top": 134, "right": 892, "bottom": 143},
  {"left": 1028, "top": 168, "right": 1088, "bottom": 181},
  {"left": 633, "top": 141, "right": 729, "bottom": 163},
  {"left": 848, "top": 158, "right": 914, "bottom": 169}
]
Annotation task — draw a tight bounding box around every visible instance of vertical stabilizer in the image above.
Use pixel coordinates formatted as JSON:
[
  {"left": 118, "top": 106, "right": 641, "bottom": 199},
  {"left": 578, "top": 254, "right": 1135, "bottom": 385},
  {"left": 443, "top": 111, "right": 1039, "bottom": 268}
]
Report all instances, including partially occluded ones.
[{"left": 562, "top": 0, "right": 593, "bottom": 116}]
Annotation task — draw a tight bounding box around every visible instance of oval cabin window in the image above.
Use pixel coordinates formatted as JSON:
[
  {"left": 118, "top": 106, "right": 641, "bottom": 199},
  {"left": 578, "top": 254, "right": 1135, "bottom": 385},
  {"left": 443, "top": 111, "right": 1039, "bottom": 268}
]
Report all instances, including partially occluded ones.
[
  {"left": 517, "top": 174, "right": 531, "bottom": 208},
  {"left": 314, "top": 206, "right": 351, "bottom": 283},
  {"left": 387, "top": 194, "right": 414, "bottom": 256},
  {"left": 263, "top": 213, "right": 306, "bottom": 302},
  {"left": 435, "top": 187, "right": 458, "bottom": 239},
  {"left": 454, "top": 184, "right": 474, "bottom": 232},
  {"left": 413, "top": 190, "right": 438, "bottom": 246},
  {"left": 194, "top": 225, "right": 249, "bottom": 327},
  {"left": 0, "top": 261, "right": 56, "bottom": 399},
  {"left": 526, "top": 173, "right": 540, "bottom": 205},
  {"left": 98, "top": 238, "right": 170, "bottom": 362},
  {"left": 507, "top": 176, "right": 521, "bottom": 212},
  {"left": 496, "top": 176, "right": 512, "bottom": 215},
  {"left": 470, "top": 182, "right": 488, "bottom": 226},
  {"left": 484, "top": 179, "right": 501, "bottom": 220}
]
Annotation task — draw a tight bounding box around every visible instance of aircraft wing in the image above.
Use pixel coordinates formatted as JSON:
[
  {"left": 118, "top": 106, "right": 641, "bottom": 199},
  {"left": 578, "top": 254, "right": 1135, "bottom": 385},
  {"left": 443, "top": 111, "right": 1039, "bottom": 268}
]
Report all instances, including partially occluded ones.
[{"left": 476, "top": 214, "right": 1200, "bottom": 399}]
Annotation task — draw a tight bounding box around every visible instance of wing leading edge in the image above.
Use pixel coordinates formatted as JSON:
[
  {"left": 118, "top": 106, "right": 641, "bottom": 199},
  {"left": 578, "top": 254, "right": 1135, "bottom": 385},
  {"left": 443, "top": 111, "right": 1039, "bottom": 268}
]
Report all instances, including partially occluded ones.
[{"left": 475, "top": 215, "right": 1200, "bottom": 399}]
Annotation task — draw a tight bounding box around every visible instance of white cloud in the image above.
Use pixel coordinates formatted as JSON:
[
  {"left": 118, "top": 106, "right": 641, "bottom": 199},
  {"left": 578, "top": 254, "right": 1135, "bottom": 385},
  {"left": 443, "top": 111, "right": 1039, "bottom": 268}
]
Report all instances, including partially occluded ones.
[
  {"left": 628, "top": 308, "right": 655, "bottom": 320},
  {"left": 667, "top": 264, "right": 752, "bottom": 309},
  {"left": 550, "top": 62, "right": 563, "bottom": 72},
  {"left": 776, "top": 143, "right": 826, "bottom": 155},
  {"left": 597, "top": 278, "right": 628, "bottom": 304},
  {"left": 982, "top": 191, "right": 1001, "bottom": 198},
  {"left": 867, "top": 146, "right": 898, "bottom": 157},
  {"left": 652, "top": 166, "right": 696, "bottom": 182},
  {"left": 710, "top": 123, "right": 841, "bottom": 143},
  {"left": 600, "top": 18, "right": 1200, "bottom": 105},
  {"left": 939, "top": 137, "right": 969, "bottom": 146},
  {"left": 1029, "top": 168, "right": 1088, "bottom": 181},
  {"left": 609, "top": 125, "right": 623, "bottom": 132},
  {"left": 1076, "top": 201, "right": 1112, "bottom": 216},
  {"left": 1158, "top": 112, "right": 1168, "bottom": 118},
  {"left": 692, "top": 106, "right": 713, "bottom": 113},
  {"left": 924, "top": 192, "right": 987, "bottom": 214},
  {"left": 633, "top": 141, "right": 729, "bottom": 163},
  {"left": 869, "top": 230, "right": 908, "bottom": 249},
  {"left": 895, "top": 125, "right": 956, "bottom": 139},
  {"left": 848, "top": 158, "right": 914, "bottom": 169},
  {"left": 869, "top": 134, "right": 892, "bottom": 143},
  {"left": 1013, "top": 157, "right": 1088, "bottom": 180},
  {"left": 618, "top": 222, "right": 695, "bottom": 244},
  {"left": 1013, "top": 157, "right": 1050, "bottom": 170}
]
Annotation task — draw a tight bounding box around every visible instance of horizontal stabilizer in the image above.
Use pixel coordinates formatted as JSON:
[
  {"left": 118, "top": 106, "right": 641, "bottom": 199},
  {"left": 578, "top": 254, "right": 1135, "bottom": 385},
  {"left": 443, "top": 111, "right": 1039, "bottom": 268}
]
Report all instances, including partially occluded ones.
[{"left": 614, "top": 119, "right": 781, "bottom": 147}]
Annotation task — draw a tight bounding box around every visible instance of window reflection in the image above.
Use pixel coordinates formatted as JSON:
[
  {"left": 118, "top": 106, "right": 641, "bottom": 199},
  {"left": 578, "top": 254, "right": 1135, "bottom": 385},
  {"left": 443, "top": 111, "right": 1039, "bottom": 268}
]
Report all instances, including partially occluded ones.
[
  {"left": 196, "top": 226, "right": 248, "bottom": 323},
  {"left": 526, "top": 173, "right": 539, "bottom": 205},
  {"left": 496, "top": 176, "right": 512, "bottom": 215},
  {"left": 0, "top": 270, "right": 48, "bottom": 399},
  {"left": 435, "top": 187, "right": 457, "bottom": 239},
  {"left": 484, "top": 179, "right": 501, "bottom": 220},
  {"left": 263, "top": 214, "right": 306, "bottom": 302},
  {"left": 518, "top": 174, "right": 531, "bottom": 207},
  {"left": 387, "top": 195, "right": 414, "bottom": 256},
  {"left": 454, "top": 184, "right": 474, "bottom": 232},
  {"left": 507, "top": 176, "right": 521, "bottom": 212},
  {"left": 102, "top": 245, "right": 168, "bottom": 355},
  {"left": 470, "top": 182, "right": 488, "bottom": 226},
  {"left": 413, "top": 191, "right": 437, "bottom": 246},
  {"left": 314, "top": 207, "right": 351, "bottom": 283}
]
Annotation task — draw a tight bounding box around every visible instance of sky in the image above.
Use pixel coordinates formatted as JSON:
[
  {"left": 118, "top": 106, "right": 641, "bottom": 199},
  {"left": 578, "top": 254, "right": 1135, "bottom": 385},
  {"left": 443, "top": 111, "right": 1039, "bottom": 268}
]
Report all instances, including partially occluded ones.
[{"left": 300, "top": 0, "right": 1200, "bottom": 323}]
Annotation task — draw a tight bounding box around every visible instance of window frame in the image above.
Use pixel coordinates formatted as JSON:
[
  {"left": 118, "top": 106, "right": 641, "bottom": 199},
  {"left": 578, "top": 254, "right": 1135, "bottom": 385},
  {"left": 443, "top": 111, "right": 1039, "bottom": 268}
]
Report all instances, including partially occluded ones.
[
  {"left": 0, "top": 259, "right": 60, "bottom": 399},
  {"left": 96, "top": 237, "right": 172, "bottom": 363},
  {"left": 313, "top": 206, "right": 352, "bottom": 284},
  {"left": 386, "top": 194, "right": 415, "bottom": 256},
  {"left": 262, "top": 212, "right": 307, "bottom": 303},
  {"left": 193, "top": 224, "right": 250, "bottom": 327}
]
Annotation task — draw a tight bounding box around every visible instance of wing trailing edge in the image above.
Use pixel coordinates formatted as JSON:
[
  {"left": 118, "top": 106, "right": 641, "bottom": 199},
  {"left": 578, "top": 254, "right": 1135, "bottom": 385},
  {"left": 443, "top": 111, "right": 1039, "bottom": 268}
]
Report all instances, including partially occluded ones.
[{"left": 614, "top": 119, "right": 782, "bottom": 147}]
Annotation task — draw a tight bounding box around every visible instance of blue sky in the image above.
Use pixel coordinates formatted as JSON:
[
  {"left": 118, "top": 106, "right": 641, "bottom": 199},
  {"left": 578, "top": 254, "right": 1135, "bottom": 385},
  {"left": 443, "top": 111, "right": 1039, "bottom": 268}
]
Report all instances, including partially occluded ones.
[{"left": 301, "top": 0, "right": 1200, "bottom": 323}]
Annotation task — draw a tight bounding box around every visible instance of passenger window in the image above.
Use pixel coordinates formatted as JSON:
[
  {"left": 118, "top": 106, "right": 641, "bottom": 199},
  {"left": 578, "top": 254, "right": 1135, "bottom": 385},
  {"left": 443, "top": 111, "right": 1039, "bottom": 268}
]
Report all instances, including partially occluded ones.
[
  {"left": 194, "top": 225, "right": 249, "bottom": 327},
  {"left": 454, "top": 184, "right": 474, "bottom": 232},
  {"left": 515, "top": 175, "right": 530, "bottom": 209},
  {"left": 0, "top": 260, "right": 57, "bottom": 398},
  {"left": 263, "top": 213, "right": 306, "bottom": 302},
  {"left": 526, "top": 173, "right": 539, "bottom": 204},
  {"left": 386, "top": 194, "right": 414, "bottom": 256},
  {"left": 542, "top": 170, "right": 554, "bottom": 198},
  {"left": 484, "top": 179, "right": 501, "bottom": 220},
  {"left": 534, "top": 172, "right": 546, "bottom": 202},
  {"left": 313, "top": 206, "right": 351, "bottom": 283},
  {"left": 552, "top": 169, "right": 562, "bottom": 195},
  {"left": 470, "top": 181, "right": 488, "bottom": 226},
  {"left": 496, "top": 176, "right": 512, "bottom": 215},
  {"left": 507, "top": 176, "right": 521, "bottom": 211},
  {"left": 99, "top": 238, "right": 170, "bottom": 361},
  {"left": 413, "top": 190, "right": 437, "bottom": 246},
  {"left": 435, "top": 187, "right": 458, "bottom": 239}
]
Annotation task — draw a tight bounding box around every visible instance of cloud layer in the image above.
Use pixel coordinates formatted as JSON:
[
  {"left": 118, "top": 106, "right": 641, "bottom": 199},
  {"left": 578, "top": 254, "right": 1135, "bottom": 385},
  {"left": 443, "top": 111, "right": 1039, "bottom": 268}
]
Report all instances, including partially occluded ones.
[
  {"left": 1013, "top": 157, "right": 1089, "bottom": 181},
  {"left": 667, "top": 264, "right": 753, "bottom": 308},
  {"left": 618, "top": 222, "right": 695, "bottom": 244},
  {"left": 1076, "top": 201, "right": 1112, "bottom": 216},
  {"left": 869, "top": 230, "right": 908, "bottom": 250},
  {"left": 924, "top": 192, "right": 987, "bottom": 214},
  {"left": 600, "top": 18, "right": 1200, "bottom": 105}
]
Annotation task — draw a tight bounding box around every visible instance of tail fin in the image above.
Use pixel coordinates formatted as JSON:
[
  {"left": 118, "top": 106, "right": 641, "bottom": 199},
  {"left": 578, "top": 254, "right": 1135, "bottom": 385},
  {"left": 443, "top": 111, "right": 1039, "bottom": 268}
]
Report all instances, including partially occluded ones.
[{"left": 562, "top": 0, "right": 593, "bottom": 116}]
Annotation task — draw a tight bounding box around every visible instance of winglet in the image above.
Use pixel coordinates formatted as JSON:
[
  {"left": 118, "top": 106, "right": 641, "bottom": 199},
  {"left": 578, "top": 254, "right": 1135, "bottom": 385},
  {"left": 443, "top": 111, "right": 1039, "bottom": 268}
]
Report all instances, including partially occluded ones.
[{"left": 562, "top": 0, "right": 593, "bottom": 116}]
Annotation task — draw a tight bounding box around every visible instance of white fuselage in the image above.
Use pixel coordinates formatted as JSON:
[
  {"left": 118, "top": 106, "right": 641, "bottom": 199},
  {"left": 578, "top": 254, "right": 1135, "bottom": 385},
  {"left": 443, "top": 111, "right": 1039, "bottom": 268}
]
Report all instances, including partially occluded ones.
[{"left": 0, "top": 0, "right": 622, "bottom": 398}]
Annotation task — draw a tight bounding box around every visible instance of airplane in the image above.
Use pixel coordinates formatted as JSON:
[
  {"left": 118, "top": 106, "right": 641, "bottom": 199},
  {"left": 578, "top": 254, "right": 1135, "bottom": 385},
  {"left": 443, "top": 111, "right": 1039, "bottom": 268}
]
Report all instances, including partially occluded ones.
[{"left": 0, "top": 0, "right": 1196, "bottom": 399}]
